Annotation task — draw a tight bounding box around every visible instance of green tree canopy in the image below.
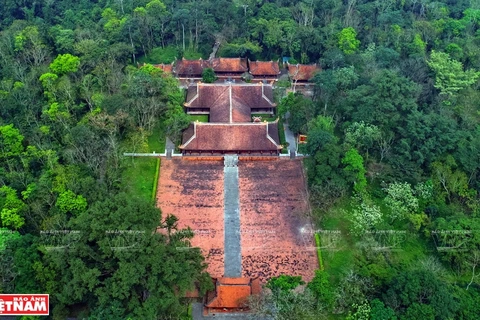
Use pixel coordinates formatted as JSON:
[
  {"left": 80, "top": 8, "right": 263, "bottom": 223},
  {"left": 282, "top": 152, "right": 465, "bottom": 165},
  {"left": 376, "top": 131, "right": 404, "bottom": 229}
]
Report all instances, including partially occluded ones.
[
  {"left": 427, "top": 51, "right": 480, "bottom": 98},
  {"left": 49, "top": 54, "right": 81, "bottom": 75},
  {"left": 338, "top": 27, "right": 361, "bottom": 54}
]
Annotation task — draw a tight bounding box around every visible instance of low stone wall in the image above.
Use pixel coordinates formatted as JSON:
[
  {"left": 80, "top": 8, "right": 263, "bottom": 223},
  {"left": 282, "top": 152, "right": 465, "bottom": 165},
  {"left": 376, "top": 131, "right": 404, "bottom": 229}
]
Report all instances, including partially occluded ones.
[{"left": 182, "top": 156, "right": 224, "bottom": 161}]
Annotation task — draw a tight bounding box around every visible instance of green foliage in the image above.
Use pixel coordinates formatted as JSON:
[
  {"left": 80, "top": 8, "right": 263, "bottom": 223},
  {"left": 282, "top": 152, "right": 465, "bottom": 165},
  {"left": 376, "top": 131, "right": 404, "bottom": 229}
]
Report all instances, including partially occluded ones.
[
  {"left": 431, "top": 155, "right": 476, "bottom": 204},
  {"left": 102, "top": 8, "right": 127, "bottom": 35},
  {"left": 266, "top": 275, "right": 305, "bottom": 293},
  {"left": 410, "top": 34, "right": 426, "bottom": 55},
  {"left": 344, "top": 121, "right": 381, "bottom": 156},
  {"left": 141, "top": 46, "right": 178, "bottom": 64},
  {"left": 278, "top": 93, "right": 315, "bottom": 134},
  {"left": 42, "top": 193, "right": 208, "bottom": 318},
  {"left": 384, "top": 182, "right": 418, "bottom": 220},
  {"left": 0, "top": 124, "right": 24, "bottom": 158},
  {"left": 0, "top": 228, "right": 20, "bottom": 250},
  {"left": 370, "top": 299, "right": 397, "bottom": 320},
  {"left": 346, "top": 300, "right": 371, "bottom": 320},
  {"left": 384, "top": 270, "right": 459, "bottom": 319},
  {"left": 347, "top": 196, "right": 382, "bottom": 236},
  {"left": 432, "top": 217, "right": 480, "bottom": 277},
  {"left": 307, "top": 270, "right": 334, "bottom": 307},
  {"left": 49, "top": 54, "right": 80, "bottom": 74},
  {"left": 0, "top": 0, "right": 480, "bottom": 317},
  {"left": 342, "top": 148, "right": 367, "bottom": 193},
  {"left": 55, "top": 190, "right": 87, "bottom": 215},
  {"left": 201, "top": 67, "right": 217, "bottom": 83},
  {"left": 427, "top": 51, "right": 480, "bottom": 98},
  {"left": 0, "top": 186, "right": 26, "bottom": 230},
  {"left": 338, "top": 27, "right": 361, "bottom": 54},
  {"left": 219, "top": 41, "right": 262, "bottom": 57},
  {"left": 164, "top": 105, "right": 191, "bottom": 143}
]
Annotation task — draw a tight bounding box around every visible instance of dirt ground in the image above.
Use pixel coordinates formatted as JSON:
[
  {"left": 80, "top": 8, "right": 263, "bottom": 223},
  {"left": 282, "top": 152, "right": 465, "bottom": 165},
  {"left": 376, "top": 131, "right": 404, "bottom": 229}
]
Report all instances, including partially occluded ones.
[
  {"left": 156, "top": 158, "right": 317, "bottom": 283},
  {"left": 156, "top": 159, "right": 225, "bottom": 278},
  {"left": 238, "top": 160, "right": 317, "bottom": 283}
]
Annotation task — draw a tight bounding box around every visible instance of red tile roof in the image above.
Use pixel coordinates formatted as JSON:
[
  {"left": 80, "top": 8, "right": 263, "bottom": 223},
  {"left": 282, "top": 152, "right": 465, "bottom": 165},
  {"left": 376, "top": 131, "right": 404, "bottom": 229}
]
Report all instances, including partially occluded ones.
[
  {"left": 205, "top": 277, "right": 260, "bottom": 309},
  {"left": 287, "top": 63, "right": 320, "bottom": 81},
  {"left": 152, "top": 63, "right": 173, "bottom": 73},
  {"left": 248, "top": 60, "right": 281, "bottom": 76},
  {"left": 184, "top": 83, "right": 276, "bottom": 123},
  {"left": 210, "top": 58, "right": 248, "bottom": 73},
  {"left": 180, "top": 122, "right": 281, "bottom": 152},
  {"left": 174, "top": 58, "right": 210, "bottom": 77}
]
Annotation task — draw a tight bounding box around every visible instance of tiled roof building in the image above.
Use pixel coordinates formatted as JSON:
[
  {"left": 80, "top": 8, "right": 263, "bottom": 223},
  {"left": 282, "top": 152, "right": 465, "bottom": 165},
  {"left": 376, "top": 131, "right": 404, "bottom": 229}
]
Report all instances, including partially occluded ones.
[
  {"left": 174, "top": 58, "right": 210, "bottom": 78},
  {"left": 210, "top": 58, "right": 248, "bottom": 78},
  {"left": 180, "top": 121, "right": 281, "bottom": 154},
  {"left": 184, "top": 83, "right": 276, "bottom": 123},
  {"left": 181, "top": 83, "right": 281, "bottom": 155},
  {"left": 287, "top": 63, "right": 320, "bottom": 82},
  {"left": 205, "top": 277, "right": 261, "bottom": 311},
  {"left": 248, "top": 60, "right": 281, "bottom": 78}
]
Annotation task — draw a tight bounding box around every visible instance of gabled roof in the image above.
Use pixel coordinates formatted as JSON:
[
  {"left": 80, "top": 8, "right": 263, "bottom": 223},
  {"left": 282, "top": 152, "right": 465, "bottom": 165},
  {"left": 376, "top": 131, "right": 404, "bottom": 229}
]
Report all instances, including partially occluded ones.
[
  {"left": 152, "top": 63, "right": 173, "bottom": 73},
  {"left": 180, "top": 121, "right": 282, "bottom": 152},
  {"left": 184, "top": 83, "right": 276, "bottom": 123},
  {"left": 287, "top": 63, "right": 320, "bottom": 81},
  {"left": 210, "top": 58, "right": 248, "bottom": 73},
  {"left": 174, "top": 58, "right": 210, "bottom": 77},
  {"left": 205, "top": 277, "right": 261, "bottom": 309},
  {"left": 248, "top": 60, "right": 281, "bottom": 76}
]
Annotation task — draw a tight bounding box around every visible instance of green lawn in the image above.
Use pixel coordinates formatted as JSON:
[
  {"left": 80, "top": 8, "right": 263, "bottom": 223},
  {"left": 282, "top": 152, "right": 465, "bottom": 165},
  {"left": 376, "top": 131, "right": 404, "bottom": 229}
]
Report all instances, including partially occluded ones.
[
  {"left": 121, "top": 122, "right": 165, "bottom": 202},
  {"left": 251, "top": 113, "right": 276, "bottom": 122},
  {"left": 148, "top": 122, "right": 166, "bottom": 153},
  {"left": 189, "top": 114, "right": 209, "bottom": 122}
]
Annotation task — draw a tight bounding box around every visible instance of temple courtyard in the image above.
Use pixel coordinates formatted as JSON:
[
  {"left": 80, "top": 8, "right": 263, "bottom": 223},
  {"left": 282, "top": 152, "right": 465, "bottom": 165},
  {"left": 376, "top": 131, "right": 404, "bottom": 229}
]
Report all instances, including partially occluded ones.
[{"left": 156, "top": 157, "right": 317, "bottom": 283}]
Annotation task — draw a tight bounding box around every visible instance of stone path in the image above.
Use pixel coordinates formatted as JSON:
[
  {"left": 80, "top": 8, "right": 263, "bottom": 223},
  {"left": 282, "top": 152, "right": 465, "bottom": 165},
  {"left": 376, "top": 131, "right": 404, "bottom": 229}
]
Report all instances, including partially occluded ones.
[
  {"left": 223, "top": 155, "right": 241, "bottom": 277},
  {"left": 283, "top": 121, "right": 297, "bottom": 156},
  {"left": 165, "top": 137, "right": 175, "bottom": 159}
]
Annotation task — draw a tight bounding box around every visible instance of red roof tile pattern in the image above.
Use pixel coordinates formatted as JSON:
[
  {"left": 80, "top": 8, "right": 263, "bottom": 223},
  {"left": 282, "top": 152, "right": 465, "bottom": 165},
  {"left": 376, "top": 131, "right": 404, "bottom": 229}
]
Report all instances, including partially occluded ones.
[
  {"left": 174, "top": 58, "right": 210, "bottom": 77},
  {"left": 156, "top": 160, "right": 225, "bottom": 278},
  {"left": 287, "top": 63, "right": 320, "bottom": 81},
  {"left": 210, "top": 58, "right": 248, "bottom": 73},
  {"left": 248, "top": 60, "right": 281, "bottom": 76},
  {"left": 239, "top": 160, "right": 317, "bottom": 283},
  {"left": 184, "top": 83, "right": 276, "bottom": 123},
  {"left": 180, "top": 122, "right": 281, "bottom": 152}
]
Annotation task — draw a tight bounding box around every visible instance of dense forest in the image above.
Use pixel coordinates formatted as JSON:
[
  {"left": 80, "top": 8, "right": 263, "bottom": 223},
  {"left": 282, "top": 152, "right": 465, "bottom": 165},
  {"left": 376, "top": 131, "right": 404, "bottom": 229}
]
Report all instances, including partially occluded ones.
[{"left": 1, "top": 0, "right": 480, "bottom": 319}]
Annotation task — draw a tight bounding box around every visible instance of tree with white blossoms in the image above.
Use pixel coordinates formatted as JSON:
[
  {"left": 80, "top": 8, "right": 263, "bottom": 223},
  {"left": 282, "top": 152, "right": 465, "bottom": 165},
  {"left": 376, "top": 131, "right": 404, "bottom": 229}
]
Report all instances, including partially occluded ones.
[
  {"left": 384, "top": 182, "right": 427, "bottom": 230},
  {"left": 384, "top": 182, "right": 418, "bottom": 222},
  {"left": 348, "top": 197, "right": 382, "bottom": 236},
  {"left": 344, "top": 121, "right": 381, "bottom": 159}
]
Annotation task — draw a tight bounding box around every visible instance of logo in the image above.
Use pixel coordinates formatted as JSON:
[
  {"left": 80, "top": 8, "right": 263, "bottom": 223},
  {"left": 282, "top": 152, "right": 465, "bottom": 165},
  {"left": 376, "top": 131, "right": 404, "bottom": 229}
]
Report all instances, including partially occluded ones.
[{"left": 0, "top": 294, "right": 49, "bottom": 316}]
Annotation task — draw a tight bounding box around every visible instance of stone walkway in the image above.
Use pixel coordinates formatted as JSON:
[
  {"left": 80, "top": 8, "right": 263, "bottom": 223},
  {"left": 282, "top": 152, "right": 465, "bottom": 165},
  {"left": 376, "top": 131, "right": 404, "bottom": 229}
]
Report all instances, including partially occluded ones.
[
  {"left": 283, "top": 121, "right": 297, "bottom": 155},
  {"left": 223, "top": 155, "right": 241, "bottom": 277},
  {"left": 165, "top": 137, "right": 175, "bottom": 158}
]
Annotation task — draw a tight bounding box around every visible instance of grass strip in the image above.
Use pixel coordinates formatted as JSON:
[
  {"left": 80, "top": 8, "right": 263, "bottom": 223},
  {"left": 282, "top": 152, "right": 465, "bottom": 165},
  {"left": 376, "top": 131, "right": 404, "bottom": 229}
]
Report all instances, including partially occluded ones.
[{"left": 315, "top": 233, "right": 324, "bottom": 271}]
